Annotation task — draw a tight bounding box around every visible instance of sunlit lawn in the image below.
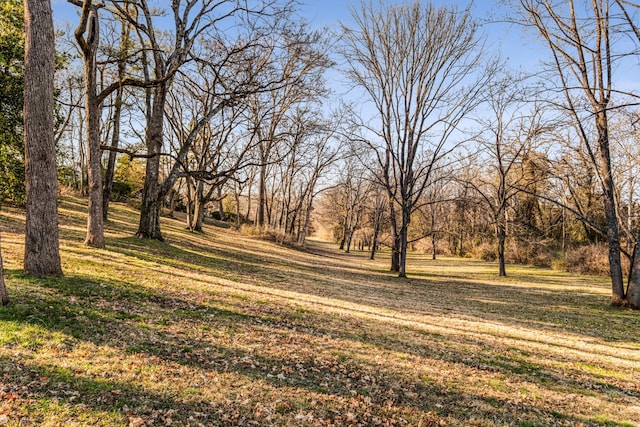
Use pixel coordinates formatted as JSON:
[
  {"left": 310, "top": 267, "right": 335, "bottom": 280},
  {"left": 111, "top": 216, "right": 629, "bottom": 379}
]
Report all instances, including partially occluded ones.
[{"left": 1, "top": 197, "right": 639, "bottom": 426}]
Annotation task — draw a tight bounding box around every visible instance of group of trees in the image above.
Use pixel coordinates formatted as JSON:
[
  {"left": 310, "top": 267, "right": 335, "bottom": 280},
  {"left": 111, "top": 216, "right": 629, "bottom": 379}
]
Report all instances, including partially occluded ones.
[
  {"left": 2, "top": 0, "right": 640, "bottom": 309},
  {"left": 321, "top": 0, "right": 640, "bottom": 308},
  {"left": 49, "top": 0, "right": 342, "bottom": 248}
]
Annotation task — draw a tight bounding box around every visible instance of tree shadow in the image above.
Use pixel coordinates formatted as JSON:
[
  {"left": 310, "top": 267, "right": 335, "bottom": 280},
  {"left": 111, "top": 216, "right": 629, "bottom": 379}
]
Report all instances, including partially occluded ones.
[
  {"left": 2, "top": 269, "right": 637, "bottom": 426},
  {"left": 110, "top": 233, "right": 639, "bottom": 346}
]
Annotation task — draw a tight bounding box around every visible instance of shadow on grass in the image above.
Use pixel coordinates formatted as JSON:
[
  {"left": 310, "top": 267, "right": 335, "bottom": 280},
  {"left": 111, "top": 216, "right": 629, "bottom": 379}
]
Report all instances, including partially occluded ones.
[
  {"left": 1, "top": 269, "right": 636, "bottom": 426},
  {"left": 108, "top": 234, "right": 639, "bottom": 347}
]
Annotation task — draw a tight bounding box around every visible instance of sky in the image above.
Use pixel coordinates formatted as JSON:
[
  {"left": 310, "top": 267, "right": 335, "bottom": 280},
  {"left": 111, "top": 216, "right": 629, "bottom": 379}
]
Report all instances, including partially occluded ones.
[{"left": 51, "top": 0, "right": 541, "bottom": 70}]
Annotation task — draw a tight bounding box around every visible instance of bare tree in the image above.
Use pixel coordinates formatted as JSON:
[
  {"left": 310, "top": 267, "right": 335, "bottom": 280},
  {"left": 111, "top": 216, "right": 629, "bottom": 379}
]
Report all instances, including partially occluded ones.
[
  {"left": 103, "top": 9, "right": 134, "bottom": 221},
  {"left": 469, "top": 75, "right": 547, "bottom": 276},
  {"left": 414, "top": 173, "right": 451, "bottom": 261},
  {"left": 333, "top": 159, "right": 371, "bottom": 253},
  {"left": 244, "top": 23, "right": 332, "bottom": 228},
  {"left": 165, "top": 67, "right": 250, "bottom": 233},
  {"left": 294, "top": 115, "right": 343, "bottom": 246},
  {"left": 366, "top": 182, "right": 387, "bottom": 260},
  {"left": 23, "top": 0, "right": 61, "bottom": 276},
  {"left": 519, "top": 0, "right": 640, "bottom": 306},
  {"left": 115, "top": 0, "right": 291, "bottom": 241},
  {"left": 71, "top": 0, "right": 104, "bottom": 248},
  {"left": 265, "top": 107, "right": 342, "bottom": 245},
  {"left": 69, "top": 0, "right": 157, "bottom": 247},
  {"left": 341, "top": 1, "right": 488, "bottom": 277}
]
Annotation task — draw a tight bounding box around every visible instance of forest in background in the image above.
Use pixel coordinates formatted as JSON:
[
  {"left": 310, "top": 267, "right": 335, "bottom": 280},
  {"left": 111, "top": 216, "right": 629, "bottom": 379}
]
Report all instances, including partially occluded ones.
[{"left": 2, "top": 0, "right": 640, "bottom": 307}]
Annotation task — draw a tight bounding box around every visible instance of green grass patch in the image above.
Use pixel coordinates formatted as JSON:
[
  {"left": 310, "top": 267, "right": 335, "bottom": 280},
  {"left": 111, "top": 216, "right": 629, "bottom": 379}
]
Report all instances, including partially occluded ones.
[{"left": 0, "top": 198, "right": 639, "bottom": 426}]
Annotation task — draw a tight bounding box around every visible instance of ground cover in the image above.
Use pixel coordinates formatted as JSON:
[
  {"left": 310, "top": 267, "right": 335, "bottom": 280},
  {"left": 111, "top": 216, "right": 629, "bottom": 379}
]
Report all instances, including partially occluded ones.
[{"left": 1, "top": 197, "right": 639, "bottom": 426}]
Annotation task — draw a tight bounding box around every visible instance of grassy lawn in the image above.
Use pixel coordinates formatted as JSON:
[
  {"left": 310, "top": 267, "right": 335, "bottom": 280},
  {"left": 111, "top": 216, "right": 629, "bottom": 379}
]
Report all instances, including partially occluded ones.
[{"left": 1, "top": 197, "right": 639, "bottom": 426}]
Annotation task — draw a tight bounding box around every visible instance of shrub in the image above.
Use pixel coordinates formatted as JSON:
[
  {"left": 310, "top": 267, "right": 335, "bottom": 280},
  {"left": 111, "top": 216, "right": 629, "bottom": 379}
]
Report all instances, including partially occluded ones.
[
  {"left": 473, "top": 242, "right": 497, "bottom": 262},
  {"left": 238, "top": 224, "right": 276, "bottom": 240},
  {"left": 562, "top": 244, "right": 610, "bottom": 276},
  {"left": 506, "top": 241, "right": 554, "bottom": 268},
  {"left": 110, "top": 180, "right": 133, "bottom": 201},
  {"left": 240, "top": 224, "right": 262, "bottom": 236}
]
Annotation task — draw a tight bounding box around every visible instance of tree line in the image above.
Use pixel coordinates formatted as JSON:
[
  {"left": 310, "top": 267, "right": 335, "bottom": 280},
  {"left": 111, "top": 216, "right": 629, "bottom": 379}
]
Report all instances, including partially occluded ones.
[{"left": 1, "top": 0, "right": 640, "bottom": 309}]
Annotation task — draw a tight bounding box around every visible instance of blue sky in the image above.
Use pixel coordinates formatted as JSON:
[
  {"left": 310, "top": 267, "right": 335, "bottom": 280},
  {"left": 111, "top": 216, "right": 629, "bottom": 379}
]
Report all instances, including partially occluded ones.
[{"left": 51, "top": 0, "right": 540, "bottom": 71}]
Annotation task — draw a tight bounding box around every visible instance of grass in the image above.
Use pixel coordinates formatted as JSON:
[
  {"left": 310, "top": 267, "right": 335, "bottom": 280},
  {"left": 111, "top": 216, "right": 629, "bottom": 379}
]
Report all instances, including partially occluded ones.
[{"left": 1, "top": 197, "right": 639, "bottom": 426}]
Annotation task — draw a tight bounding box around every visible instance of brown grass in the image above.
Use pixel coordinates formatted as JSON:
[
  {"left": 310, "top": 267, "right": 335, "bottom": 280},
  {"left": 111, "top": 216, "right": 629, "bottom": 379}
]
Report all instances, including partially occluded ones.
[{"left": 0, "top": 197, "right": 639, "bottom": 426}]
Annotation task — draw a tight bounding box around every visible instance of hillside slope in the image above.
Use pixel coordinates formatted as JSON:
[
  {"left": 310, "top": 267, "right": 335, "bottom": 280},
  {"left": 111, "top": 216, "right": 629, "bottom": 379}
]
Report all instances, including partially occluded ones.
[{"left": 1, "top": 198, "right": 639, "bottom": 426}]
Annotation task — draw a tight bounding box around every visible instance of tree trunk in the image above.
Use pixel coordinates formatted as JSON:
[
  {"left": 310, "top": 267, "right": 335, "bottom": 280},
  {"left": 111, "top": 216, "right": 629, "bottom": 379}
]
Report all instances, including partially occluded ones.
[
  {"left": 217, "top": 186, "right": 225, "bottom": 221},
  {"left": 497, "top": 220, "right": 506, "bottom": 277},
  {"left": 136, "top": 84, "right": 167, "bottom": 240},
  {"left": 78, "top": 113, "right": 87, "bottom": 195},
  {"left": 339, "top": 230, "right": 346, "bottom": 250},
  {"left": 234, "top": 181, "right": 242, "bottom": 227},
  {"left": 398, "top": 208, "right": 410, "bottom": 278},
  {"left": 0, "top": 232, "right": 8, "bottom": 305},
  {"left": 185, "top": 176, "right": 195, "bottom": 231},
  {"left": 297, "top": 196, "right": 314, "bottom": 246},
  {"left": 84, "top": 71, "right": 104, "bottom": 248},
  {"left": 370, "top": 218, "right": 380, "bottom": 260},
  {"left": 23, "top": 0, "right": 62, "bottom": 276},
  {"left": 627, "top": 227, "right": 640, "bottom": 309},
  {"left": 389, "top": 201, "right": 400, "bottom": 272},
  {"left": 194, "top": 199, "right": 205, "bottom": 232},
  {"left": 103, "top": 85, "right": 124, "bottom": 221},
  {"left": 245, "top": 177, "right": 252, "bottom": 224},
  {"left": 257, "top": 163, "right": 267, "bottom": 227},
  {"left": 432, "top": 233, "right": 437, "bottom": 260},
  {"left": 194, "top": 183, "right": 205, "bottom": 233},
  {"left": 596, "top": 112, "right": 625, "bottom": 305},
  {"left": 73, "top": 5, "right": 106, "bottom": 248},
  {"left": 431, "top": 207, "right": 437, "bottom": 260},
  {"left": 168, "top": 188, "right": 177, "bottom": 218}
]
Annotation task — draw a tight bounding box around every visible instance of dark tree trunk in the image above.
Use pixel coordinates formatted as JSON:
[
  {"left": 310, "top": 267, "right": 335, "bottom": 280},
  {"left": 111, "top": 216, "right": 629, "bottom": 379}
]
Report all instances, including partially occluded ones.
[
  {"left": 338, "top": 221, "right": 347, "bottom": 250},
  {"left": 234, "top": 183, "right": 242, "bottom": 228},
  {"left": 185, "top": 176, "right": 195, "bottom": 231},
  {"left": 194, "top": 199, "right": 205, "bottom": 232},
  {"left": 194, "top": 183, "right": 205, "bottom": 233},
  {"left": 370, "top": 220, "right": 380, "bottom": 260},
  {"left": 432, "top": 233, "right": 437, "bottom": 260},
  {"left": 398, "top": 208, "right": 410, "bottom": 278},
  {"left": 136, "top": 84, "right": 167, "bottom": 240},
  {"left": 389, "top": 202, "right": 400, "bottom": 272},
  {"left": 627, "top": 228, "right": 640, "bottom": 309},
  {"left": 596, "top": 112, "right": 625, "bottom": 305},
  {"left": 497, "top": 221, "right": 506, "bottom": 277},
  {"left": 103, "top": 84, "right": 124, "bottom": 221},
  {"left": 84, "top": 67, "right": 104, "bottom": 248},
  {"left": 257, "top": 163, "right": 267, "bottom": 227},
  {"left": 217, "top": 186, "right": 225, "bottom": 221},
  {"left": 0, "top": 232, "right": 8, "bottom": 305},
  {"left": 390, "top": 240, "right": 400, "bottom": 272},
  {"left": 431, "top": 207, "right": 437, "bottom": 260},
  {"left": 245, "top": 175, "right": 253, "bottom": 223},
  {"left": 23, "top": 0, "right": 62, "bottom": 276}
]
